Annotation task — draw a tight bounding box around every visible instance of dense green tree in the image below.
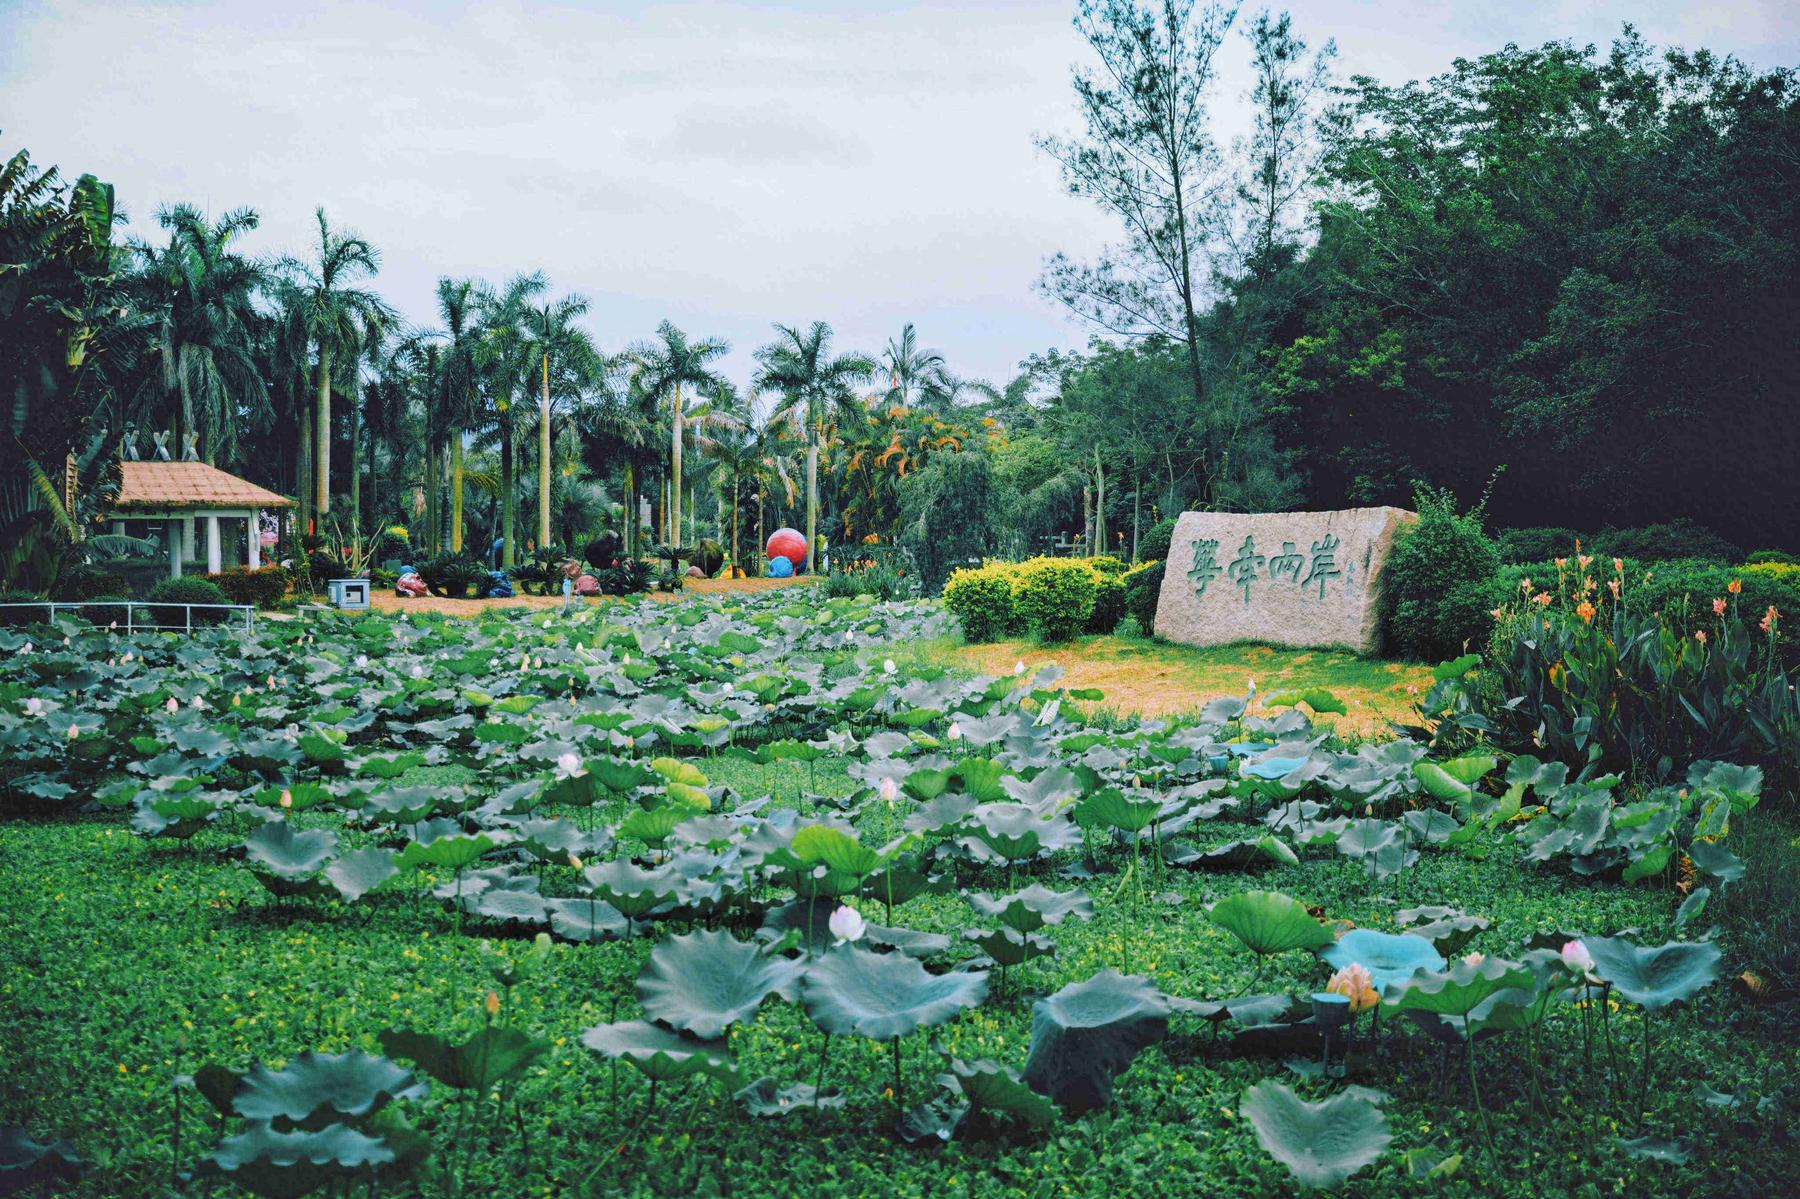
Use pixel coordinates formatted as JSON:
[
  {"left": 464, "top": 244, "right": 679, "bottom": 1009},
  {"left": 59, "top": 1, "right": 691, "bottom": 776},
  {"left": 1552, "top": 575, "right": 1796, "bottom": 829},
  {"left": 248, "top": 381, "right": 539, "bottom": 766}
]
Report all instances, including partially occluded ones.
[
  {"left": 754, "top": 321, "right": 874, "bottom": 573},
  {"left": 630, "top": 321, "right": 729, "bottom": 549}
]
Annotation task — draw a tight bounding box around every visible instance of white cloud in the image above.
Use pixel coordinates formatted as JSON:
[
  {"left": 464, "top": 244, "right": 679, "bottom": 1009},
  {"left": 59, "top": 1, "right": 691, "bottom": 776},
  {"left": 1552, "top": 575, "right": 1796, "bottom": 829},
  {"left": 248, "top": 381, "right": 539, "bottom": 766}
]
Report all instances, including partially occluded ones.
[{"left": 2, "top": 0, "right": 1792, "bottom": 388}]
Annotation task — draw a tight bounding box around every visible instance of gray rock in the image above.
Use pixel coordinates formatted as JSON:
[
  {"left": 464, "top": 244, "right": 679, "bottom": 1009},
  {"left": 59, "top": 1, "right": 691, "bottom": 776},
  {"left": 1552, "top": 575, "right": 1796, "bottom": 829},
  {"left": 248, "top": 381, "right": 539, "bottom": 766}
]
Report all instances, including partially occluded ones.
[{"left": 1153, "top": 508, "right": 1416, "bottom": 654}]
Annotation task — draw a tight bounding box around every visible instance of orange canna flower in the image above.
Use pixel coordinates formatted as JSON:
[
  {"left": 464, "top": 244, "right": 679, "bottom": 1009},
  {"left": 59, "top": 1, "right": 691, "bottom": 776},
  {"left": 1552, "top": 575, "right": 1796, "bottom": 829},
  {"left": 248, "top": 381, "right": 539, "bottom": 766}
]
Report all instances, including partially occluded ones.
[
  {"left": 1579, "top": 554, "right": 1593, "bottom": 570},
  {"left": 1533, "top": 591, "right": 1552, "bottom": 607},
  {"left": 1695, "top": 630, "right": 1708, "bottom": 645},
  {"left": 1762, "top": 605, "right": 1781, "bottom": 633},
  {"left": 1713, "top": 598, "right": 1728, "bottom": 617},
  {"left": 1576, "top": 601, "right": 1596, "bottom": 624},
  {"left": 485, "top": 990, "right": 500, "bottom": 1017},
  {"left": 1613, "top": 557, "right": 1624, "bottom": 574},
  {"left": 1728, "top": 579, "right": 1743, "bottom": 594}
]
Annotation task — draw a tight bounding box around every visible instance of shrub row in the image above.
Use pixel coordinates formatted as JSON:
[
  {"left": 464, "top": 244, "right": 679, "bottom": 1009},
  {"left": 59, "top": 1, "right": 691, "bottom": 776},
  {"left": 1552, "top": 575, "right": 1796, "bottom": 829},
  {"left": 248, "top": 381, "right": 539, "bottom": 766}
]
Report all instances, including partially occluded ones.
[
  {"left": 1493, "top": 517, "right": 1744, "bottom": 565},
  {"left": 202, "top": 566, "right": 292, "bottom": 609},
  {"left": 943, "top": 556, "right": 1129, "bottom": 643}
]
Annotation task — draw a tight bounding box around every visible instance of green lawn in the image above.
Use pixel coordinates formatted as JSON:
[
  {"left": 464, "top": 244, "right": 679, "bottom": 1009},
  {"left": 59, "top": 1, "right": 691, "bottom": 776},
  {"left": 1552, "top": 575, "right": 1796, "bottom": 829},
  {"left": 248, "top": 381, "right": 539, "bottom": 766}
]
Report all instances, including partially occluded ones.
[{"left": 2, "top": 749, "right": 1793, "bottom": 1198}]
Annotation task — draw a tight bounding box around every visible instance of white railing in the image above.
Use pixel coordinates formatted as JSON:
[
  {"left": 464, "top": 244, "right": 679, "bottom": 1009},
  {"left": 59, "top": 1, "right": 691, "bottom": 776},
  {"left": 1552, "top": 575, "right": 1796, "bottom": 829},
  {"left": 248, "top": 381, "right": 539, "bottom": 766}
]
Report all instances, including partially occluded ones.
[{"left": 0, "top": 601, "right": 255, "bottom": 633}]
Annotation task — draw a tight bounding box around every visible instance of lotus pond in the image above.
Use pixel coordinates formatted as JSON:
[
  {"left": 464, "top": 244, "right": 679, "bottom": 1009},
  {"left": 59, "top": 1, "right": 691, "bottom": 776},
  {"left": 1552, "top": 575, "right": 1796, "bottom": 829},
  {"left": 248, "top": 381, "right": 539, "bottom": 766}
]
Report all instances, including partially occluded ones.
[{"left": 0, "top": 592, "right": 1794, "bottom": 1198}]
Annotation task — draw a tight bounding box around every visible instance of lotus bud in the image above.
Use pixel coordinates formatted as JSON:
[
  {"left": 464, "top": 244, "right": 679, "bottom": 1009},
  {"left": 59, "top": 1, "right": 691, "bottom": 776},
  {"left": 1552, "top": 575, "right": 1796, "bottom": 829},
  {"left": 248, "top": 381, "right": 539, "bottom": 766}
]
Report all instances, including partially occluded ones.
[
  {"left": 1247, "top": 677, "right": 1256, "bottom": 697},
  {"left": 67, "top": 723, "right": 79, "bottom": 740},
  {"left": 1014, "top": 660, "right": 1025, "bottom": 675},
  {"left": 1462, "top": 951, "right": 1485, "bottom": 967},
  {"left": 878, "top": 776, "right": 899, "bottom": 806},
  {"left": 1560, "top": 940, "right": 1594, "bottom": 975},
  {"left": 883, "top": 659, "right": 895, "bottom": 675},
  {"left": 568, "top": 854, "right": 582, "bottom": 870},
  {"left": 948, "top": 721, "right": 961, "bottom": 740},
  {"left": 485, "top": 990, "right": 501, "bottom": 1017},
  {"left": 165, "top": 696, "right": 179, "bottom": 715},
  {"left": 828, "top": 904, "right": 866, "bottom": 946},
  {"left": 279, "top": 789, "right": 292, "bottom": 810}
]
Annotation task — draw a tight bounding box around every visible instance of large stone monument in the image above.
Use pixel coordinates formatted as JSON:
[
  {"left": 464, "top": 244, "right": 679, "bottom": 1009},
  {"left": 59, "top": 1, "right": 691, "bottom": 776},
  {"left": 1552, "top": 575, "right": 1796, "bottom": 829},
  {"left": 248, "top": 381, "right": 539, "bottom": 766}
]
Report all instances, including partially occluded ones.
[{"left": 1153, "top": 507, "right": 1416, "bottom": 654}]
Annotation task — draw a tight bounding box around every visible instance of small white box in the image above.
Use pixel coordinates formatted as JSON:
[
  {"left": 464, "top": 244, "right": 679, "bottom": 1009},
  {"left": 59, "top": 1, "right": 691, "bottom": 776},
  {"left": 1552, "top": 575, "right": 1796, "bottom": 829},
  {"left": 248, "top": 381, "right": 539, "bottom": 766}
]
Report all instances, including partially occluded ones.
[{"left": 328, "top": 578, "right": 370, "bottom": 610}]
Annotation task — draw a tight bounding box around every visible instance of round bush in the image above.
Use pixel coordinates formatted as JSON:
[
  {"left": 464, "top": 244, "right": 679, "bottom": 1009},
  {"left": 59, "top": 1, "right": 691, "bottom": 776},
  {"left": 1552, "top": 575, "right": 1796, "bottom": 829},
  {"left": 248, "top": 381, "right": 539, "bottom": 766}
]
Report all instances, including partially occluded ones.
[
  {"left": 1089, "top": 555, "right": 1127, "bottom": 577},
  {"left": 1122, "top": 561, "right": 1165, "bottom": 636},
  {"left": 1013, "top": 558, "right": 1098, "bottom": 643},
  {"left": 1747, "top": 549, "right": 1797, "bottom": 566},
  {"left": 52, "top": 566, "right": 129, "bottom": 602},
  {"left": 1383, "top": 486, "right": 1501, "bottom": 661},
  {"left": 1593, "top": 518, "right": 1740, "bottom": 564},
  {"left": 1086, "top": 570, "right": 1127, "bottom": 634},
  {"left": 1494, "top": 526, "right": 1583, "bottom": 564},
  {"left": 1138, "top": 518, "right": 1177, "bottom": 564},
  {"left": 942, "top": 565, "right": 1016, "bottom": 643},
  {"left": 146, "top": 577, "right": 233, "bottom": 628}
]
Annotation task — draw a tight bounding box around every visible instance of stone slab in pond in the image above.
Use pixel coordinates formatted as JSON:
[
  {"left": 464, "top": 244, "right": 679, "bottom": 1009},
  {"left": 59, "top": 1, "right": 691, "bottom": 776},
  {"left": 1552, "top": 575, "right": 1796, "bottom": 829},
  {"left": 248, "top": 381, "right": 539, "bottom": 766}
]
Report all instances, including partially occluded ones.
[{"left": 1153, "top": 507, "right": 1416, "bottom": 654}]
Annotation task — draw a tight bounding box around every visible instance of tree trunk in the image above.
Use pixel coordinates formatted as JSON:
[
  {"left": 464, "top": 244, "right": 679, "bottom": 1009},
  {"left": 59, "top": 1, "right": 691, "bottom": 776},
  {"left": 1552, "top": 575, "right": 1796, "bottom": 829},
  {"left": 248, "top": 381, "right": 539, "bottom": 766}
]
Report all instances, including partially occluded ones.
[
  {"left": 538, "top": 351, "right": 553, "bottom": 551},
  {"left": 1132, "top": 476, "right": 1141, "bottom": 563},
  {"left": 731, "top": 483, "right": 740, "bottom": 575},
  {"left": 314, "top": 343, "right": 333, "bottom": 515},
  {"left": 1094, "top": 448, "right": 1106, "bottom": 558},
  {"left": 501, "top": 416, "right": 516, "bottom": 567},
  {"left": 805, "top": 437, "right": 819, "bottom": 574},
  {"left": 450, "top": 433, "right": 464, "bottom": 554},
  {"left": 296, "top": 402, "right": 313, "bottom": 540},
  {"left": 623, "top": 463, "right": 636, "bottom": 557},
  {"left": 1082, "top": 485, "right": 1091, "bottom": 556},
  {"left": 348, "top": 390, "right": 362, "bottom": 537},
  {"left": 670, "top": 383, "right": 684, "bottom": 548},
  {"left": 423, "top": 437, "right": 439, "bottom": 554}
]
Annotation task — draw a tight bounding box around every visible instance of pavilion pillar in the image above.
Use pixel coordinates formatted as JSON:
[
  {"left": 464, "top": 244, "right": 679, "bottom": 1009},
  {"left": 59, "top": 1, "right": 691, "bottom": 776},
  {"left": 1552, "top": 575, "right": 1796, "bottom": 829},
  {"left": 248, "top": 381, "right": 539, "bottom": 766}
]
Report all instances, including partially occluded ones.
[
  {"left": 111, "top": 520, "right": 125, "bottom": 536},
  {"left": 206, "top": 515, "right": 222, "bottom": 575},
  {"left": 246, "top": 512, "right": 261, "bottom": 569},
  {"left": 182, "top": 517, "right": 196, "bottom": 562},
  {"left": 167, "top": 520, "right": 182, "bottom": 578}
]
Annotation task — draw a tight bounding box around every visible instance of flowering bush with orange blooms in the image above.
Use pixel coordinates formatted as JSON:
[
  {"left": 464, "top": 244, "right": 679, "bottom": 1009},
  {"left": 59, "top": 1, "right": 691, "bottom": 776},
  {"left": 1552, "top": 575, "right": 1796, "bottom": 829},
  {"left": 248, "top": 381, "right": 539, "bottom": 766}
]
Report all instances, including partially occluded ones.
[{"left": 1419, "top": 547, "right": 1798, "bottom": 790}]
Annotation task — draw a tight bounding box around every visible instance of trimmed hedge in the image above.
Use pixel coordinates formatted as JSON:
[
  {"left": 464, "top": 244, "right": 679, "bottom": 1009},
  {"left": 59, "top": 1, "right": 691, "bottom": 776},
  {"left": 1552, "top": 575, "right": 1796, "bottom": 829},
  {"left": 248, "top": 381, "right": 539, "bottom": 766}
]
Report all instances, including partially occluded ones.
[
  {"left": 1137, "top": 518, "right": 1177, "bottom": 565},
  {"left": 1494, "top": 526, "right": 1582, "bottom": 564},
  {"left": 1383, "top": 487, "right": 1501, "bottom": 661},
  {"left": 1086, "top": 571, "right": 1127, "bottom": 634},
  {"left": 1122, "top": 561, "right": 1164, "bottom": 635},
  {"left": 943, "top": 564, "right": 1015, "bottom": 643},
  {"left": 203, "top": 566, "right": 291, "bottom": 609},
  {"left": 1012, "top": 558, "right": 1098, "bottom": 642},
  {"left": 1592, "top": 518, "right": 1739, "bottom": 564},
  {"left": 52, "top": 566, "right": 128, "bottom": 602},
  {"left": 146, "top": 577, "right": 233, "bottom": 627}
]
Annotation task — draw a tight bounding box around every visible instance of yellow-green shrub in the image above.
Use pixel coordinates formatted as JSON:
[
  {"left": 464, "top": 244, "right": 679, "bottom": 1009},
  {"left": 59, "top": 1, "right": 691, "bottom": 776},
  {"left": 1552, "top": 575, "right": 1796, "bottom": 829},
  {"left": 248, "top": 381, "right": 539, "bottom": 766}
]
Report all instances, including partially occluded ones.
[
  {"left": 1012, "top": 557, "right": 1098, "bottom": 642},
  {"left": 1087, "top": 571, "right": 1127, "bottom": 634},
  {"left": 943, "top": 564, "right": 1017, "bottom": 642}
]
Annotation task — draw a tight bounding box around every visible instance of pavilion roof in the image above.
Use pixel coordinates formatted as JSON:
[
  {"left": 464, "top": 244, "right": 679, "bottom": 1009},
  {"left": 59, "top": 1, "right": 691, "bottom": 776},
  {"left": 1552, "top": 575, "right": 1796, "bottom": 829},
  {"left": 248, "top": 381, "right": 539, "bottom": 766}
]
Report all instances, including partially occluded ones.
[{"left": 112, "top": 462, "right": 294, "bottom": 510}]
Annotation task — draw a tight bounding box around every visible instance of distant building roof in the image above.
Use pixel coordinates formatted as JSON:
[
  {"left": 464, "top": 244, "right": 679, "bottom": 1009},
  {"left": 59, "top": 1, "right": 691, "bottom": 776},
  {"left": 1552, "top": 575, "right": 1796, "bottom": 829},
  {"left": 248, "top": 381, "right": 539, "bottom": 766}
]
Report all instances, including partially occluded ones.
[{"left": 112, "top": 462, "right": 294, "bottom": 510}]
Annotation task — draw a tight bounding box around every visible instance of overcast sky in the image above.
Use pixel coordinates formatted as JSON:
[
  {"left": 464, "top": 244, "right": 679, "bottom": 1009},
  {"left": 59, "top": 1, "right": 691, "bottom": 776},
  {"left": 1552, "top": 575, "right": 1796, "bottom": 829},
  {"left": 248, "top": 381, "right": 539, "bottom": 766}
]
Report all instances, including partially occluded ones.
[{"left": 3, "top": 1, "right": 1794, "bottom": 391}]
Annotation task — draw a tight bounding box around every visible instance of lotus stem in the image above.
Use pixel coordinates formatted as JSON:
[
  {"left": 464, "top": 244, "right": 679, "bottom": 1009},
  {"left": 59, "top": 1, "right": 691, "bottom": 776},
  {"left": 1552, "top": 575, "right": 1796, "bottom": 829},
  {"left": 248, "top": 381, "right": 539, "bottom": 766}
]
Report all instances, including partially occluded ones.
[
  {"left": 1461, "top": 1014, "right": 1501, "bottom": 1177},
  {"left": 891, "top": 1036, "right": 904, "bottom": 1112},
  {"left": 814, "top": 1032, "right": 832, "bottom": 1114},
  {"left": 1638, "top": 1009, "right": 1651, "bottom": 1130}
]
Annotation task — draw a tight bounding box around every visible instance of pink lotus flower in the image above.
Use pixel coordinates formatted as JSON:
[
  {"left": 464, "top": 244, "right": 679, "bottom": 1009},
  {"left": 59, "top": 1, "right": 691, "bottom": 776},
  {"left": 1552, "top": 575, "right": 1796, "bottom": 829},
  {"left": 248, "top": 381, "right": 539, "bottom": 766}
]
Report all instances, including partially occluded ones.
[
  {"left": 1561, "top": 940, "right": 1595, "bottom": 974},
  {"left": 1326, "top": 963, "right": 1379, "bottom": 1012},
  {"left": 828, "top": 904, "right": 866, "bottom": 945}
]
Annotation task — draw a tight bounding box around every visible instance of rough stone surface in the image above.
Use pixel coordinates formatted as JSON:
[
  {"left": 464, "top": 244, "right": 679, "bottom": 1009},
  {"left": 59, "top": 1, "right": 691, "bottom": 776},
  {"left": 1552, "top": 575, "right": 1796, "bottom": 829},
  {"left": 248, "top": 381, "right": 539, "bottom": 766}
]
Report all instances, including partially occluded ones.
[{"left": 1153, "top": 508, "right": 1416, "bottom": 654}]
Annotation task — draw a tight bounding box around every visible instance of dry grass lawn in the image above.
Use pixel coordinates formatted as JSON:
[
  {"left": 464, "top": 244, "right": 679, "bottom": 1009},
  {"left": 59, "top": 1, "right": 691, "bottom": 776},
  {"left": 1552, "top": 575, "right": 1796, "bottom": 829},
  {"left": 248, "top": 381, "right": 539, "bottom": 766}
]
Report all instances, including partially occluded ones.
[
  {"left": 936, "top": 633, "right": 1432, "bottom": 735},
  {"left": 365, "top": 575, "right": 814, "bottom": 618}
]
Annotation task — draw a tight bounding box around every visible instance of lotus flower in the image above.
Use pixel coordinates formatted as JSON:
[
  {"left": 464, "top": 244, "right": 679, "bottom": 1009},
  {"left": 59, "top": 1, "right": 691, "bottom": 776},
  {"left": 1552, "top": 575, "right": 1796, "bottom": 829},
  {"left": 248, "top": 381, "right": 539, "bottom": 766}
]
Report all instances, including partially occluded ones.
[
  {"left": 883, "top": 658, "right": 896, "bottom": 675},
  {"left": 66, "top": 723, "right": 79, "bottom": 740},
  {"left": 556, "top": 753, "right": 586, "bottom": 778},
  {"left": 878, "top": 776, "right": 899, "bottom": 806},
  {"left": 1326, "top": 963, "right": 1379, "bottom": 1012},
  {"left": 1561, "top": 940, "right": 1595, "bottom": 975},
  {"left": 355, "top": 654, "right": 369, "bottom": 668},
  {"left": 24, "top": 697, "right": 42, "bottom": 717},
  {"left": 948, "top": 721, "right": 962, "bottom": 740},
  {"left": 828, "top": 904, "right": 866, "bottom": 945},
  {"left": 1014, "top": 660, "right": 1025, "bottom": 675}
]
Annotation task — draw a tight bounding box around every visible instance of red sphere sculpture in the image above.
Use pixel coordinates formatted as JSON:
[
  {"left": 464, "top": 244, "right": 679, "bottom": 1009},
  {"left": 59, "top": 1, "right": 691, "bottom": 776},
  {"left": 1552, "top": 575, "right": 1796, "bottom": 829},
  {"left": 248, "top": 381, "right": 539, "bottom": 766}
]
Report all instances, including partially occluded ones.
[{"left": 766, "top": 527, "right": 807, "bottom": 572}]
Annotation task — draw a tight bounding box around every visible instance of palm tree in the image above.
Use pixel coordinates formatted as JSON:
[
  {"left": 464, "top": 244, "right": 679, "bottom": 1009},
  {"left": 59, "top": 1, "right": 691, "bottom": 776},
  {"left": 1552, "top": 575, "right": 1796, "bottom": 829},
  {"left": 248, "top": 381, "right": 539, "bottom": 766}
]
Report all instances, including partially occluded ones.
[
  {"left": 754, "top": 321, "right": 874, "bottom": 573},
  {"left": 881, "top": 322, "right": 952, "bottom": 411},
  {"left": 429, "top": 276, "right": 489, "bottom": 554},
  {"left": 629, "top": 321, "right": 729, "bottom": 549},
  {"left": 279, "top": 208, "right": 391, "bottom": 518},
  {"left": 473, "top": 272, "right": 545, "bottom": 566},
  {"left": 578, "top": 362, "right": 658, "bottom": 558},
  {"left": 128, "top": 204, "right": 269, "bottom": 469},
  {"left": 522, "top": 290, "right": 597, "bottom": 554}
]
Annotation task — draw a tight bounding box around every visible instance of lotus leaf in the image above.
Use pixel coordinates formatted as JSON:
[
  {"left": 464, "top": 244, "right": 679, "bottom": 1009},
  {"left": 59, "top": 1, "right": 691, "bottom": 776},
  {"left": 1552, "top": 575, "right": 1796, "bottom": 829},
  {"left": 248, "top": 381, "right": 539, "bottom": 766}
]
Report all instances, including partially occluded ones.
[
  {"left": 231, "top": 1050, "right": 423, "bottom": 1129},
  {"left": 1583, "top": 936, "right": 1721, "bottom": 1010},
  {"left": 579, "top": 1020, "right": 731, "bottom": 1082},
  {"left": 1241, "top": 1079, "right": 1391, "bottom": 1189},
  {"left": 378, "top": 1026, "right": 549, "bottom": 1092},
  {"left": 244, "top": 821, "right": 338, "bottom": 882},
  {"left": 637, "top": 929, "right": 803, "bottom": 1039},
  {"left": 733, "top": 1078, "right": 845, "bottom": 1117},
  {"left": 967, "top": 884, "right": 1094, "bottom": 933},
  {"left": 1209, "top": 891, "right": 1332, "bottom": 959},
  {"left": 801, "top": 946, "right": 987, "bottom": 1040},
  {"left": 1321, "top": 929, "right": 1446, "bottom": 996},
  {"left": 938, "top": 1058, "right": 1057, "bottom": 1129},
  {"left": 1021, "top": 970, "right": 1169, "bottom": 1112}
]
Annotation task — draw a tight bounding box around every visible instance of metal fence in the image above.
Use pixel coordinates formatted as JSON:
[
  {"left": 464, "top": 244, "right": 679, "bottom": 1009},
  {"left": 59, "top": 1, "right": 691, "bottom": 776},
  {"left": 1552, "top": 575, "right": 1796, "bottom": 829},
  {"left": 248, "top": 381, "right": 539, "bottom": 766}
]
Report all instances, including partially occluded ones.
[{"left": 0, "top": 601, "right": 255, "bottom": 633}]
